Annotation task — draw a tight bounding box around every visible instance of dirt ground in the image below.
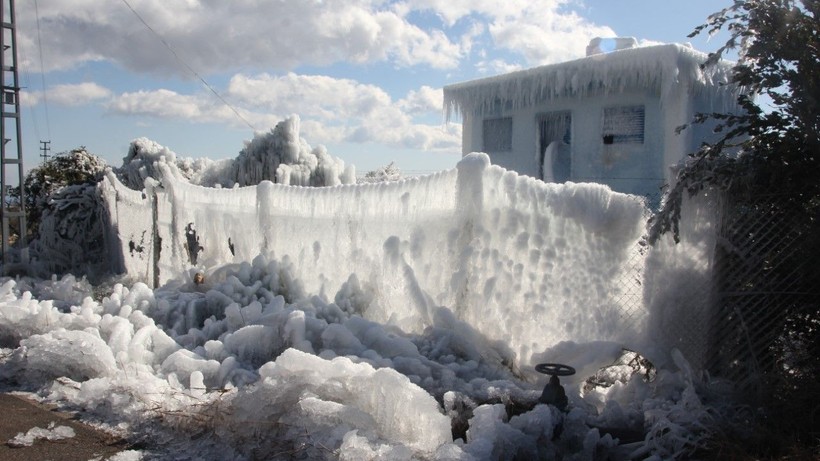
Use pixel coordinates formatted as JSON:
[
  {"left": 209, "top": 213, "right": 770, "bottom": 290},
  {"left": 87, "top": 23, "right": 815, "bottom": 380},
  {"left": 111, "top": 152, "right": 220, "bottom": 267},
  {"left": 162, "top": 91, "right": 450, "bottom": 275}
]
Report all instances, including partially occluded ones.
[{"left": 0, "top": 393, "right": 130, "bottom": 461}]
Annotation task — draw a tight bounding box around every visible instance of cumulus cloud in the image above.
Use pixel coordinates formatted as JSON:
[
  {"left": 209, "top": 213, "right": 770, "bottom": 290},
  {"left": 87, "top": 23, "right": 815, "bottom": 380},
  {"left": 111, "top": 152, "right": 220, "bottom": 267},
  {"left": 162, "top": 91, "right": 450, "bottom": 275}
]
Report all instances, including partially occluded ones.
[
  {"left": 49, "top": 82, "right": 113, "bottom": 106},
  {"left": 21, "top": 82, "right": 112, "bottom": 107},
  {"left": 13, "top": 0, "right": 610, "bottom": 158},
  {"left": 227, "top": 73, "right": 392, "bottom": 121},
  {"left": 475, "top": 59, "right": 523, "bottom": 75},
  {"left": 16, "top": 0, "right": 612, "bottom": 76},
  {"left": 398, "top": 86, "right": 443, "bottom": 114},
  {"left": 106, "top": 73, "right": 460, "bottom": 152},
  {"left": 226, "top": 73, "right": 459, "bottom": 151},
  {"left": 400, "top": 0, "right": 615, "bottom": 65},
  {"left": 16, "top": 0, "right": 465, "bottom": 75}
]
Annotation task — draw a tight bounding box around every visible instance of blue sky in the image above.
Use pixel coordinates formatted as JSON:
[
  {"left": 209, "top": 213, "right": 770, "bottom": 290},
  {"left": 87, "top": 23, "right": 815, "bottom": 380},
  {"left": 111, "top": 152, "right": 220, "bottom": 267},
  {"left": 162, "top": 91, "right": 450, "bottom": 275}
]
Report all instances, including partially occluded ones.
[{"left": 15, "top": 0, "right": 733, "bottom": 175}]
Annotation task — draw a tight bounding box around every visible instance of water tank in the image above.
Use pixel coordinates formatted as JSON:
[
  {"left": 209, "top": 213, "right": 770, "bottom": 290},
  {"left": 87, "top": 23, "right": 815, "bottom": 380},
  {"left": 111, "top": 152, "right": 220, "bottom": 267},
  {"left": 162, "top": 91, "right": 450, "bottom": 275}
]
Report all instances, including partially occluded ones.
[{"left": 586, "top": 37, "right": 638, "bottom": 56}]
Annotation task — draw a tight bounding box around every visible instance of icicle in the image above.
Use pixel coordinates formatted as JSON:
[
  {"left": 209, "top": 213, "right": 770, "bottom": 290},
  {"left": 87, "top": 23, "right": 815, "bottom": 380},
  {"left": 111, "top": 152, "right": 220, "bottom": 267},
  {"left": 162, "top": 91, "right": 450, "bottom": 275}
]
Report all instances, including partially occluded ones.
[{"left": 444, "top": 44, "right": 739, "bottom": 121}]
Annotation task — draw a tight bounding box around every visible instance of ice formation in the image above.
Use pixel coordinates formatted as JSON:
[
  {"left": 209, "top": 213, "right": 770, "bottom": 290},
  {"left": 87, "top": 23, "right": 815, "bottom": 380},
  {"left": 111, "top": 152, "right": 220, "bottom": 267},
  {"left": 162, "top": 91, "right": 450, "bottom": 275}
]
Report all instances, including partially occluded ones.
[
  {"left": 117, "top": 115, "right": 355, "bottom": 190},
  {"left": 0, "top": 118, "right": 728, "bottom": 458},
  {"left": 358, "top": 161, "right": 403, "bottom": 184},
  {"left": 7, "top": 422, "right": 76, "bottom": 447},
  {"left": 0, "top": 259, "right": 723, "bottom": 459},
  {"left": 444, "top": 44, "right": 740, "bottom": 121},
  {"left": 32, "top": 183, "right": 108, "bottom": 277},
  {"left": 230, "top": 115, "right": 356, "bottom": 187},
  {"left": 101, "top": 153, "right": 651, "bottom": 374}
]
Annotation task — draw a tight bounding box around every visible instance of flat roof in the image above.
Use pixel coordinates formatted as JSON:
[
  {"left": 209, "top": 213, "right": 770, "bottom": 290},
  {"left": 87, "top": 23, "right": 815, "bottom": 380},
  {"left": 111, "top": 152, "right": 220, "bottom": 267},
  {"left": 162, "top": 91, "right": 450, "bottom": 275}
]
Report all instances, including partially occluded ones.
[{"left": 444, "top": 44, "right": 738, "bottom": 119}]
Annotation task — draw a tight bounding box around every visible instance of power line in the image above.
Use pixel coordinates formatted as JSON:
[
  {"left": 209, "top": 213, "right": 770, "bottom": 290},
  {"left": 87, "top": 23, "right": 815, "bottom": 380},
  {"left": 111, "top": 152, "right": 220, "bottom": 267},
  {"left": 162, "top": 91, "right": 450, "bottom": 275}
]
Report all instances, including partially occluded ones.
[
  {"left": 17, "top": 36, "right": 41, "bottom": 142},
  {"left": 32, "top": 0, "right": 51, "bottom": 140},
  {"left": 118, "top": 0, "right": 257, "bottom": 132}
]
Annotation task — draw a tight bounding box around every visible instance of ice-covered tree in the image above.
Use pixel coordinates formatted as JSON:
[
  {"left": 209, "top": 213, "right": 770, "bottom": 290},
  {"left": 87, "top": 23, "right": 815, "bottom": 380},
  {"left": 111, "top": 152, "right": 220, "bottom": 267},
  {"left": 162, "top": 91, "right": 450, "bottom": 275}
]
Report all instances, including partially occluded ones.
[{"left": 358, "top": 162, "right": 403, "bottom": 184}]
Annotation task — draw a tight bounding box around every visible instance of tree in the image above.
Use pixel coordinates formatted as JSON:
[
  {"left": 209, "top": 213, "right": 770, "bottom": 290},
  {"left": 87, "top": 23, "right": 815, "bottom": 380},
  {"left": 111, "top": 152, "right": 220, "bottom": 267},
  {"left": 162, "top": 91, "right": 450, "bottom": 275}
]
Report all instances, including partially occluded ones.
[
  {"left": 648, "top": 0, "right": 819, "bottom": 243},
  {"left": 648, "top": 2, "right": 819, "bottom": 455}
]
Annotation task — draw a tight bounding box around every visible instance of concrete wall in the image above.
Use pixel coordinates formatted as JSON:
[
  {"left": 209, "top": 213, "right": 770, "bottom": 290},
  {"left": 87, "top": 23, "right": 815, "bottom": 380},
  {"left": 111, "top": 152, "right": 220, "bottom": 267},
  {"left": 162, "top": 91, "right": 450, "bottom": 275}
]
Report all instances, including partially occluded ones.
[{"left": 462, "top": 89, "right": 697, "bottom": 201}]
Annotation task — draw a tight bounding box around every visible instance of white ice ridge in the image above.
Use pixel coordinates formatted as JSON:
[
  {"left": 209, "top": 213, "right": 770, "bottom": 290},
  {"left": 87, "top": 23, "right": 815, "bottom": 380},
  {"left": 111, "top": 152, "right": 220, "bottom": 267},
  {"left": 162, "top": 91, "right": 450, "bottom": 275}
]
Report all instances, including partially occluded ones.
[{"left": 443, "top": 44, "right": 740, "bottom": 121}]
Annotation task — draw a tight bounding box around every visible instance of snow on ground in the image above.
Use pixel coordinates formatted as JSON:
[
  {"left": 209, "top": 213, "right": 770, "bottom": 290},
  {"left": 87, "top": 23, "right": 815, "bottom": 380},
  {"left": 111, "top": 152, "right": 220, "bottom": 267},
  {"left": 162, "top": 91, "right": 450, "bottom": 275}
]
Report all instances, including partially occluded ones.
[{"left": 7, "top": 422, "right": 76, "bottom": 447}]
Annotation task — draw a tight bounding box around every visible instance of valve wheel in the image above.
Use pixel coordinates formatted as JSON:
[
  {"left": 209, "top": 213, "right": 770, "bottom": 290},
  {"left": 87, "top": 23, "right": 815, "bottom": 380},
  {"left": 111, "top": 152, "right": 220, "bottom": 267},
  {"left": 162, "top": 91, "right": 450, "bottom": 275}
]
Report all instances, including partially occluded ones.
[{"left": 535, "top": 363, "right": 576, "bottom": 376}]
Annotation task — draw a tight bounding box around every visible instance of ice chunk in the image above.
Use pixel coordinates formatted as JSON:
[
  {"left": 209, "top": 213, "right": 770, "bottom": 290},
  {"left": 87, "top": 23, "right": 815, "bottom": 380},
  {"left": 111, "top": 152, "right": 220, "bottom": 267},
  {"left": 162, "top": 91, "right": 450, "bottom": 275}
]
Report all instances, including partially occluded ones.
[
  {"left": 233, "top": 348, "right": 451, "bottom": 455},
  {"left": 7, "top": 422, "right": 76, "bottom": 447},
  {"left": 21, "top": 329, "right": 117, "bottom": 382}
]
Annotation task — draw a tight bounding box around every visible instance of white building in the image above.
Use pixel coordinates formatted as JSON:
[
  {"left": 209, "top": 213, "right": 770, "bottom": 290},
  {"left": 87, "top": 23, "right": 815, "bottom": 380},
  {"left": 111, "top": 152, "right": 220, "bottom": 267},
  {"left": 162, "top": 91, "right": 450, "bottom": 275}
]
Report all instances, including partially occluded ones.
[{"left": 444, "top": 38, "right": 742, "bottom": 201}]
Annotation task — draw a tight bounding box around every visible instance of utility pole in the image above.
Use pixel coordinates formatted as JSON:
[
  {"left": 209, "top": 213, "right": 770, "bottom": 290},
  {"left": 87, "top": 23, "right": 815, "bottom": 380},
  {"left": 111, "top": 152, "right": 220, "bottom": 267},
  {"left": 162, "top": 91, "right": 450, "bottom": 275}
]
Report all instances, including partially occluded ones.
[
  {"left": 1, "top": 0, "right": 28, "bottom": 270},
  {"left": 39, "top": 140, "right": 49, "bottom": 163}
]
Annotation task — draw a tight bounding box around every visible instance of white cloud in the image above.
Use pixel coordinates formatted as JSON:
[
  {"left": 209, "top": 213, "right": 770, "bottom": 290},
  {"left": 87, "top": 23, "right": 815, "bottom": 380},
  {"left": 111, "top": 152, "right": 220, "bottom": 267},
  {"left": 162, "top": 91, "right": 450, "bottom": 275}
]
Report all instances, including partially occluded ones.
[
  {"left": 475, "top": 59, "right": 523, "bottom": 75},
  {"left": 107, "top": 89, "right": 242, "bottom": 124},
  {"left": 400, "top": 0, "right": 615, "bottom": 65},
  {"left": 228, "top": 73, "right": 459, "bottom": 151},
  {"left": 15, "top": 0, "right": 614, "bottom": 76},
  {"left": 49, "top": 83, "right": 113, "bottom": 106},
  {"left": 227, "top": 73, "right": 392, "bottom": 121},
  {"left": 21, "top": 82, "right": 112, "bottom": 107},
  {"left": 398, "top": 86, "right": 443, "bottom": 114},
  {"left": 16, "top": 0, "right": 465, "bottom": 75},
  {"left": 106, "top": 73, "right": 460, "bottom": 152}
]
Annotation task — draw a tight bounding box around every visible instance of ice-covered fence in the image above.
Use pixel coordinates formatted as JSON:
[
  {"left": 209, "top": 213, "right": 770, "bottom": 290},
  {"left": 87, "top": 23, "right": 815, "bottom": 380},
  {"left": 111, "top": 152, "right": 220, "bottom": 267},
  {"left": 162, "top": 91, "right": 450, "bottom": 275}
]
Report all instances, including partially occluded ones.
[
  {"left": 101, "top": 153, "right": 655, "bottom": 369},
  {"left": 100, "top": 175, "right": 157, "bottom": 285}
]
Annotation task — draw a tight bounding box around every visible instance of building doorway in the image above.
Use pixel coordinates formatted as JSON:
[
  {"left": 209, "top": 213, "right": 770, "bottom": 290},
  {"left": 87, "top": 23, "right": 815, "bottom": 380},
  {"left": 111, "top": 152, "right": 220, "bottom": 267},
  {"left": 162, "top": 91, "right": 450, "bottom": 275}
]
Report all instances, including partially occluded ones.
[{"left": 537, "top": 112, "right": 571, "bottom": 182}]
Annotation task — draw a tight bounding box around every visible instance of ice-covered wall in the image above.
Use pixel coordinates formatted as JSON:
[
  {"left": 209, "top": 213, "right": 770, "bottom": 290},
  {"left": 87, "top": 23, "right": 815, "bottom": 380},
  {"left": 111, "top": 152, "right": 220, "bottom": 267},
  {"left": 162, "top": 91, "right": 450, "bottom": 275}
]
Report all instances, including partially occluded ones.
[
  {"left": 100, "top": 153, "right": 650, "bottom": 370},
  {"left": 100, "top": 173, "right": 156, "bottom": 285}
]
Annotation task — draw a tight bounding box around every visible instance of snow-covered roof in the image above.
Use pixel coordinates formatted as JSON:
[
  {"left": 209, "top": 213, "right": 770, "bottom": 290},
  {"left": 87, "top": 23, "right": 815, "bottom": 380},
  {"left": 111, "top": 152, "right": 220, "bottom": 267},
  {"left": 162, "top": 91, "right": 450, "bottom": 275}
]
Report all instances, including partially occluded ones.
[{"left": 444, "top": 44, "right": 739, "bottom": 120}]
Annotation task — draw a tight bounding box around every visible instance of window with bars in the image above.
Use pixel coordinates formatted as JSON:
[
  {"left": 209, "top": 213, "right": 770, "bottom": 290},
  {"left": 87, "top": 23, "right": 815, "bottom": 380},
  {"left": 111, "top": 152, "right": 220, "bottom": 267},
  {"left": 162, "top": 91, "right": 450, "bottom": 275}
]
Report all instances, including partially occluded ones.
[
  {"left": 483, "top": 117, "right": 513, "bottom": 152},
  {"left": 602, "top": 105, "right": 645, "bottom": 144}
]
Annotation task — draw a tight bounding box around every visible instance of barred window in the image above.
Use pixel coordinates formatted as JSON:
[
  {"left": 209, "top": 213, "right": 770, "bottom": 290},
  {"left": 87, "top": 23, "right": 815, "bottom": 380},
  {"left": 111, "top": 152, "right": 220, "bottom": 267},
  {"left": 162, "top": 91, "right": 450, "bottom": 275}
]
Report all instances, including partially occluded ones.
[
  {"left": 483, "top": 117, "right": 513, "bottom": 152},
  {"left": 602, "top": 105, "right": 645, "bottom": 144}
]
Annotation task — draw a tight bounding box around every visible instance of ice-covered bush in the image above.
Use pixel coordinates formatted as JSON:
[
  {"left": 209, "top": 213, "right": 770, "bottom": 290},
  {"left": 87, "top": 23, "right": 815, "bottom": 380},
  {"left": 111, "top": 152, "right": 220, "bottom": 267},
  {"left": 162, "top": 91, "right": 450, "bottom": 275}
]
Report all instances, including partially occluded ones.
[
  {"left": 20, "top": 147, "right": 106, "bottom": 240},
  {"left": 358, "top": 162, "right": 402, "bottom": 184},
  {"left": 15, "top": 149, "right": 110, "bottom": 279},
  {"left": 31, "top": 184, "right": 109, "bottom": 278}
]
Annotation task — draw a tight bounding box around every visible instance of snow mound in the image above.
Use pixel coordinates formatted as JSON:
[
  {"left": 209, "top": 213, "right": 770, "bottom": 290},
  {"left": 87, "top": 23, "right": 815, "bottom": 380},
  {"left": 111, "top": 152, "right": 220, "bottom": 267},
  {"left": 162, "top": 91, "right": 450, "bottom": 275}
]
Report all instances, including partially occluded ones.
[{"left": 0, "top": 265, "right": 728, "bottom": 459}]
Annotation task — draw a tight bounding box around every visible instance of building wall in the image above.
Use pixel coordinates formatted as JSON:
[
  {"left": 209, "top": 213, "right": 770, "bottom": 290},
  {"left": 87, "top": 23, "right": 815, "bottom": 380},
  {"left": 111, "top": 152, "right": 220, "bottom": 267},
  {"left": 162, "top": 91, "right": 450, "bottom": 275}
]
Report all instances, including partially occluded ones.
[{"left": 462, "top": 90, "right": 686, "bottom": 200}]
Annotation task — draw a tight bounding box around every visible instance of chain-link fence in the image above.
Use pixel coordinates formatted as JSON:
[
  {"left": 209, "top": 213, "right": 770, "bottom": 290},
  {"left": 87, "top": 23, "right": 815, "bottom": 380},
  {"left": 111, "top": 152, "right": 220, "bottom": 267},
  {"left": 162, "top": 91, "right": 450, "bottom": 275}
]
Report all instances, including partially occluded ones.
[
  {"left": 604, "top": 184, "right": 819, "bottom": 412},
  {"left": 707, "top": 188, "right": 820, "bottom": 405}
]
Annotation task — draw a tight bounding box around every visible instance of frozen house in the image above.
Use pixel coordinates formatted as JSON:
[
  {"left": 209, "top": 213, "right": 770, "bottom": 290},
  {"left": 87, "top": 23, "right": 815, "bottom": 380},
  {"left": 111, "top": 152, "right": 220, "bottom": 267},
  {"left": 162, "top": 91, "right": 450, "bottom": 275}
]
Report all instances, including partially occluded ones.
[{"left": 443, "top": 38, "right": 742, "bottom": 200}]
